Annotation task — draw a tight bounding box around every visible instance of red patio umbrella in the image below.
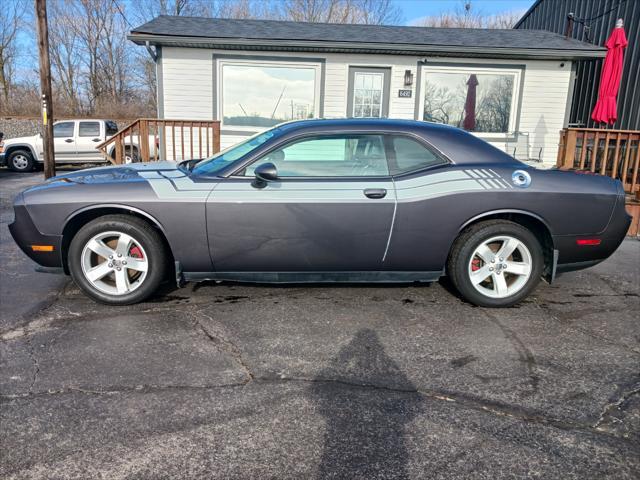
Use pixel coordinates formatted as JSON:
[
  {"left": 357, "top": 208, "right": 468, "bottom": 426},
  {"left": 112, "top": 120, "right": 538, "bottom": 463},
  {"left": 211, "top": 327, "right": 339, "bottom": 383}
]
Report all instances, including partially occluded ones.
[
  {"left": 463, "top": 74, "right": 478, "bottom": 131},
  {"left": 591, "top": 20, "right": 628, "bottom": 125}
]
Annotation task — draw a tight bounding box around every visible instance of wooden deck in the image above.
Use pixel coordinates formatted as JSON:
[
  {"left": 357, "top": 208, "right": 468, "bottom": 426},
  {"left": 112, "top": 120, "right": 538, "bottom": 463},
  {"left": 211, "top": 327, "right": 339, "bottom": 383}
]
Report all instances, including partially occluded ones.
[
  {"left": 97, "top": 118, "right": 221, "bottom": 164},
  {"left": 557, "top": 128, "right": 640, "bottom": 236},
  {"left": 557, "top": 128, "right": 640, "bottom": 194},
  {"left": 626, "top": 195, "right": 640, "bottom": 237}
]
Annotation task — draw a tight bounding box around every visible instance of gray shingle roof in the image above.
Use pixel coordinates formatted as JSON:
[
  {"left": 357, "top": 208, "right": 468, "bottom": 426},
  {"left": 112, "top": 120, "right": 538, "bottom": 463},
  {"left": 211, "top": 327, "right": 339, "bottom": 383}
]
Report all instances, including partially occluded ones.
[{"left": 129, "top": 16, "right": 605, "bottom": 59}]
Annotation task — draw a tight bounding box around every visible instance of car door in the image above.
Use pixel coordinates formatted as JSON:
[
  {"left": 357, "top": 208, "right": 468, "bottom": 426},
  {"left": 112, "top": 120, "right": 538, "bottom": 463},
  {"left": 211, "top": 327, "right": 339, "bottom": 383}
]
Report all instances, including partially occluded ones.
[
  {"left": 52, "top": 121, "right": 76, "bottom": 161},
  {"left": 75, "top": 121, "right": 104, "bottom": 162},
  {"left": 381, "top": 134, "right": 459, "bottom": 272},
  {"left": 206, "top": 133, "right": 396, "bottom": 274}
]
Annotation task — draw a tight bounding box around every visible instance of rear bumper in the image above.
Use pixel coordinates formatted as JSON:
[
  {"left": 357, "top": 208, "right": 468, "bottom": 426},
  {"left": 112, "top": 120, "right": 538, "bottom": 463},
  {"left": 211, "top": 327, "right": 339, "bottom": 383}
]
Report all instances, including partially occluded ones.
[
  {"left": 553, "top": 184, "right": 631, "bottom": 272},
  {"left": 0, "top": 153, "right": 6, "bottom": 166},
  {"left": 8, "top": 200, "right": 63, "bottom": 268}
]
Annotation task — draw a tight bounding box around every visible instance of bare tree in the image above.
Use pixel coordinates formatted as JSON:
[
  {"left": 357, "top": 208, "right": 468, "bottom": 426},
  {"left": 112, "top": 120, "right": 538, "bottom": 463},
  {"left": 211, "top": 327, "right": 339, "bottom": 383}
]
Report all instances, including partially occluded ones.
[
  {"left": 212, "top": 0, "right": 279, "bottom": 19},
  {"left": 485, "top": 10, "right": 525, "bottom": 29},
  {"left": 280, "top": 0, "right": 401, "bottom": 24},
  {"left": 352, "top": 0, "right": 403, "bottom": 25},
  {"left": 131, "top": 0, "right": 213, "bottom": 22},
  {"left": 0, "top": 0, "right": 27, "bottom": 111},
  {"left": 414, "top": 1, "right": 523, "bottom": 29},
  {"left": 48, "top": 0, "right": 84, "bottom": 113},
  {"left": 415, "top": 1, "right": 483, "bottom": 28},
  {"left": 281, "top": 0, "right": 348, "bottom": 23}
]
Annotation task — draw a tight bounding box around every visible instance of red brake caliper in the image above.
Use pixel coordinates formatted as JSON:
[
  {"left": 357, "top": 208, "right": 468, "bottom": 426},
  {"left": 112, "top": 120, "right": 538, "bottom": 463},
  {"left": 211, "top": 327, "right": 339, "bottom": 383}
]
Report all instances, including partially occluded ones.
[
  {"left": 471, "top": 258, "right": 481, "bottom": 272},
  {"left": 129, "top": 246, "right": 143, "bottom": 259}
]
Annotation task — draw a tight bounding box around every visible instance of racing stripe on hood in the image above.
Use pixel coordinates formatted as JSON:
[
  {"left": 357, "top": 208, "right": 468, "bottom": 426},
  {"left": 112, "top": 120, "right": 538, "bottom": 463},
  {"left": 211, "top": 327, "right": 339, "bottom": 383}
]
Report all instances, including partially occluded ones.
[{"left": 138, "top": 171, "right": 212, "bottom": 200}]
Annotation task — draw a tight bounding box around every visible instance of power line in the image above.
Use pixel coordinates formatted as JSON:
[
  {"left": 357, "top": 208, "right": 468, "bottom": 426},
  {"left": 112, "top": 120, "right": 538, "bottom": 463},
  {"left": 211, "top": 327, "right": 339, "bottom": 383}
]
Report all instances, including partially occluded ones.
[
  {"left": 573, "top": 0, "right": 627, "bottom": 25},
  {"left": 111, "top": 0, "right": 135, "bottom": 30}
]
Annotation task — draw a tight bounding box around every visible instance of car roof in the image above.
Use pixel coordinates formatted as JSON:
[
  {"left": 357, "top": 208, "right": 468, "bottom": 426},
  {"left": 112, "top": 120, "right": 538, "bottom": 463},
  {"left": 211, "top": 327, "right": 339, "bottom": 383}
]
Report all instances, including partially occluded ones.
[
  {"left": 277, "top": 118, "right": 455, "bottom": 132},
  {"left": 274, "top": 119, "right": 521, "bottom": 167},
  {"left": 53, "top": 119, "right": 112, "bottom": 123}
]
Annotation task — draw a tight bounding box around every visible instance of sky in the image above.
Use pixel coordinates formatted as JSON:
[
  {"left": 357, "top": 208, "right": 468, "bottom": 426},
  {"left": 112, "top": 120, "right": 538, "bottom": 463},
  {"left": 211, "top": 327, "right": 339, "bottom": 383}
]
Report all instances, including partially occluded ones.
[{"left": 393, "top": 0, "right": 535, "bottom": 25}]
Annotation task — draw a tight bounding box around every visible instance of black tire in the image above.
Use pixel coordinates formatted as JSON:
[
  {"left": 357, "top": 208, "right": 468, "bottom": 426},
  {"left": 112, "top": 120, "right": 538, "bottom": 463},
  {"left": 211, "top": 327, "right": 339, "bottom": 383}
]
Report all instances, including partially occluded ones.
[
  {"left": 68, "top": 215, "right": 167, "bottom": 305},
  {"left": 7, "top": 149, "right": 35, "bottom": 172},
  {"left": 447, "top": 220, "right": 544, "bottom": 308},
  {"left": 124, "top": 147, "right": 139, "bottom": 164}
]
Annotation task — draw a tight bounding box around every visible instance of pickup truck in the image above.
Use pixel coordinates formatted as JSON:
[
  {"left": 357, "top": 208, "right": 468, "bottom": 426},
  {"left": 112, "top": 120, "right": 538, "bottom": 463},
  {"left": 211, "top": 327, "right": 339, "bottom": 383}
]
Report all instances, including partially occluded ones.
[{"left": 0, "top": 119, "right": 155, "bottom": 172}]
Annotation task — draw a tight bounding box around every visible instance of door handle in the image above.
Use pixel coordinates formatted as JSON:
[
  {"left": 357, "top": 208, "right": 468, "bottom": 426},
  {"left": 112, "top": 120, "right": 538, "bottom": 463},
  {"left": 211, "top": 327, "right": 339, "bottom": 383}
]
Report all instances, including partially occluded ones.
[
  {"left": 92, "top": 138, "right": 101, "bottom": 142},
  {"left": 64, "top": 139, "right": 73, "bottom": 143},
  {"left": 363, "top": 188, "right": 387, "bottom": 199}
]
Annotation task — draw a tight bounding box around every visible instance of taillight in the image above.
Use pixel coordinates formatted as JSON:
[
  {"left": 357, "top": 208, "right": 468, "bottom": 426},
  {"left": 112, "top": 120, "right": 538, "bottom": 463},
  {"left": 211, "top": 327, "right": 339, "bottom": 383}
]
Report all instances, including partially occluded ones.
[
  {"left": 0, "top": 142, "right": 4, "bottom": 153},
  {"left": 576, "top": 238, "right": 601, "bottom": 246}
]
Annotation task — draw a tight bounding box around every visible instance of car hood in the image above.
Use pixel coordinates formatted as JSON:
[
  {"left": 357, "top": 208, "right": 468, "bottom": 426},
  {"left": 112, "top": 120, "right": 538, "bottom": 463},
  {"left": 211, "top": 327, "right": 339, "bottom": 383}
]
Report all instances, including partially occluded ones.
[
  {"left": 4, "top": 134, "right": 41, "bottom": 146},
  {"left": 47, "top": 161, "right": 185, "bottom": 184},
  {"left": 21, "top": 162, "right": 191, "bottom": 197}
]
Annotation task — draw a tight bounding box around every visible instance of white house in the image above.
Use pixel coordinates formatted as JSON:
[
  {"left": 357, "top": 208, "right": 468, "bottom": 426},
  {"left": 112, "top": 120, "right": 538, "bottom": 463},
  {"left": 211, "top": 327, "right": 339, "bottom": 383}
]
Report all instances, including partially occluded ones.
[{"left": 129, "top": 16, "right": 605, "bottom": 167}]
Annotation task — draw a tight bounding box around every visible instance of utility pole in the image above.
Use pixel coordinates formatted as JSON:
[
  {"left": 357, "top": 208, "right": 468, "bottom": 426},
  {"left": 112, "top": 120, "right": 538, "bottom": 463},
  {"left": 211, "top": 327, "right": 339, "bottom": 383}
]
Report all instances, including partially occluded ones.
[{"left": 35, "top": 0, "right": 55, "bottom": 179}]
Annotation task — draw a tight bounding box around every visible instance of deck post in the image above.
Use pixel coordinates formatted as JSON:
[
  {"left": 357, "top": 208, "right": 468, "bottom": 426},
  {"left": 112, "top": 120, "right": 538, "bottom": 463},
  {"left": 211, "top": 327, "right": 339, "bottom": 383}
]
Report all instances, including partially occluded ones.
[
  {"left": 139, "top": 120, "right": 150, "bottom": 161},
  {"left": 560, "top": 129, "right": 577, "bottom": 169},
  {"left": 115, "top": 136, "right": 123, "bottom": 164}
]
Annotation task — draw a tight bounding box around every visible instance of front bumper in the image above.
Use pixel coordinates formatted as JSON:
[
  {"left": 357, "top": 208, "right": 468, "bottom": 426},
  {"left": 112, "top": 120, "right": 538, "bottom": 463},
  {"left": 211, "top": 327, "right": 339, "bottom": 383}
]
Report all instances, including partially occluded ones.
[{"left": 8, "top": 198, "right": 63, "bottom": 268}]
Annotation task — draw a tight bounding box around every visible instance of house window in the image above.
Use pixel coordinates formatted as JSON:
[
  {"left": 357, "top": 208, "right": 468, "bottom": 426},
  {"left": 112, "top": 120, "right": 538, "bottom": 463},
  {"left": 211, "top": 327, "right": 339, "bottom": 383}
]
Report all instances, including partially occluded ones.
[
  {"left": 353, "top": 72, "right": 384, "bottom": 118},
  {"left": 348, "top": 67, "right": 390, "bottom": 118},
  {"left": 219, "top": 60, "right": 321, "bottom": 129},
  {"left": 419, "top": 66, "right": 521, "bottom": 135}
]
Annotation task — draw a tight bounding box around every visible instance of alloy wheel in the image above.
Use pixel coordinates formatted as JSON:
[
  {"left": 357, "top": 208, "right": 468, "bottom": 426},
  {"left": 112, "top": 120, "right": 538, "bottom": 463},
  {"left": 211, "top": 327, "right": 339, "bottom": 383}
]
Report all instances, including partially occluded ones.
[
  {"left": 80, "top": 231, "right": 149, "bottom": 295},
  {"left": 467, "top": 235, "right": 533, "bottom": 299},
  {"left": 12, "top": 154, "right": 29, "bottom": 170}
]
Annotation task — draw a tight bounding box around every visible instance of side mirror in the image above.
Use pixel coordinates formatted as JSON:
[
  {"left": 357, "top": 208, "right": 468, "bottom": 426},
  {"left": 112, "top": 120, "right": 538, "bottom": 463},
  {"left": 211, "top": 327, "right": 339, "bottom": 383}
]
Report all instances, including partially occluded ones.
[{"left": 252, "top": 162, "right": 278, "bottom": 188}]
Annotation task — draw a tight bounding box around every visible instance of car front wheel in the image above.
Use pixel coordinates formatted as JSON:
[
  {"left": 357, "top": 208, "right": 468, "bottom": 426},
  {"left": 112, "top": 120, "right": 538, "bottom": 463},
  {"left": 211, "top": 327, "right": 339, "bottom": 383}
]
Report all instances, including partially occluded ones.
[
  {"left": 68, "top": 215, "right": 167, "bottom": 305},
  {"left": 8, "top": 149, "right": 35, "bottom": 172},
  {"left": 448, "top": 220, "right": 543, "bottom": 307}
]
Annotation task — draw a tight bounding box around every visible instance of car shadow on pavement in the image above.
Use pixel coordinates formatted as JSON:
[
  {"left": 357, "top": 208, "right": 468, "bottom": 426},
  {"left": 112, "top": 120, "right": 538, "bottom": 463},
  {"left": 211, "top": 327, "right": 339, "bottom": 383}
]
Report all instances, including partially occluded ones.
[{"left": 310, "top": 328, "right": 423, "bottom": 479}]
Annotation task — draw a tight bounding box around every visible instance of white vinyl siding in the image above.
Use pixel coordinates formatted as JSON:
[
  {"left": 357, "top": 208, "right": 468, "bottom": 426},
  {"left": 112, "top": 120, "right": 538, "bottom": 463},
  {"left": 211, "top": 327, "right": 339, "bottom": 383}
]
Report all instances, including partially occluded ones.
[
  {"left": 323, "top": 53, "right": 416, "bottom": 119},
  {"left": 161, "top": 47, "right": 213, "bottom": 120},
  {"left": 159, "top": 47, "right": 572, "bottom": 165}
]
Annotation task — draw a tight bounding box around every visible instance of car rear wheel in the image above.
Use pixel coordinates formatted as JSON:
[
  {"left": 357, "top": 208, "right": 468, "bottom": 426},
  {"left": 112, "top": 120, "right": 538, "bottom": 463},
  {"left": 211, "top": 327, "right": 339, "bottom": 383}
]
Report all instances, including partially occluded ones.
[
  {"left": 8, "top": 149, "right": 35, "bottom": 172},
  {"left": 448, "top": 220, "right": 543, "bottom": 307},
  {"left": 124, "top": 147, "right": 139, "bottom": 164},
  {"left": 68, "top": 215, "right": 167, "bottom": 305}
]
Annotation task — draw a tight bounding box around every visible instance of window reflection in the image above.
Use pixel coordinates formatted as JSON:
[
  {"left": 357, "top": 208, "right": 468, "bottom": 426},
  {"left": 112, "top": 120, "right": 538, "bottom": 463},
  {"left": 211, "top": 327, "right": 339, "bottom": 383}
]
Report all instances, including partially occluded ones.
[
  {"left": 423, "top": 71, "right": 516, "bottom": 133},
  {"left": 222, "top": 63, "right": 317, "bottom": 128}
]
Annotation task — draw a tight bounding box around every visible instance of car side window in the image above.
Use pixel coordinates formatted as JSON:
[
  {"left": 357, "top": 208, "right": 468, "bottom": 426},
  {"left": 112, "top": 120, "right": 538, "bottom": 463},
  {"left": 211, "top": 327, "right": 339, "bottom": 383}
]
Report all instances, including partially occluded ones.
[
  {"left": 389, "top": 136, "right": 445, "bottom": 175},
  {"left": 79, "top": 121, "right": 101, "bottom": 137},
  {"left": 105, "top": 121, "right": 119, "bottom": 136},
  {"left": 244, "top": 134, "right": 389, "bottom": 177},
  {"left": 53, "top": 122, "right": 75, "bottom": 138}
]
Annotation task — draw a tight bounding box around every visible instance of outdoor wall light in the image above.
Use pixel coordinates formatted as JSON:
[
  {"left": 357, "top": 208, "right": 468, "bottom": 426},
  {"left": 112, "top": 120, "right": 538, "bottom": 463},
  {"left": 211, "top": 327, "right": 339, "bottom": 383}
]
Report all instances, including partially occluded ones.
[{"left": 404, "top": 69, "right": 414, "bottom": 86}]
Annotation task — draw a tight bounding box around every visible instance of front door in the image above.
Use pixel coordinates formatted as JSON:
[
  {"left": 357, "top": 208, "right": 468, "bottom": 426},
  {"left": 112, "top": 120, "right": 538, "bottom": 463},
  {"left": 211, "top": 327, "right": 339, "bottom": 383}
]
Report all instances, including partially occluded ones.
[
  {"left": 52, "top": 121, "right": 76, "bottom": 161},
  {"left": 206, "top": 134, "right": 396, "bottom": 273},
  {"left": 347, "top": 67, "right": 391, "bottom": 118}
]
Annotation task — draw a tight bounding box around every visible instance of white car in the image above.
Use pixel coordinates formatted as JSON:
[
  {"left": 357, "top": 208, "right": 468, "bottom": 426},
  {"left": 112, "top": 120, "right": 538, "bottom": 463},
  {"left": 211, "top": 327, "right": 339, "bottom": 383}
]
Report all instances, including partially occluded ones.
[{"left": 0, "top": 119, "right": 154, "bottom": 172}]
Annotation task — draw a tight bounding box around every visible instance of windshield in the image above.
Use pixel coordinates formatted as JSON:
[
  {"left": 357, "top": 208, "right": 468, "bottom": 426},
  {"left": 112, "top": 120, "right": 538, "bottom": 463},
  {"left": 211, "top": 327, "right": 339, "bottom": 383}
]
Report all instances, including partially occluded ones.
[{"left": 191, "top": 127, "right": 280, "bottom": 176}]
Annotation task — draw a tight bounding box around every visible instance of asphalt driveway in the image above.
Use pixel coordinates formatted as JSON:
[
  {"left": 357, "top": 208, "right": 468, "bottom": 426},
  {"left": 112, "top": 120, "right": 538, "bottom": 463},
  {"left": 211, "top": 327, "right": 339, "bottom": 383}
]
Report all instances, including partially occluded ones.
[{"left": 1, "top": 169, "right": 639, "bottom": 479}]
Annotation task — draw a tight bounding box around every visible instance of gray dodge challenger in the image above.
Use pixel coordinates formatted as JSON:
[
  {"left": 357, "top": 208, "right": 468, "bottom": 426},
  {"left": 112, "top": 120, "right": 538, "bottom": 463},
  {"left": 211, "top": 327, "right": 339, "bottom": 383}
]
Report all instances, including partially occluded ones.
[{"left": 9, "top": 119, "right": 630, "bottom": 307}]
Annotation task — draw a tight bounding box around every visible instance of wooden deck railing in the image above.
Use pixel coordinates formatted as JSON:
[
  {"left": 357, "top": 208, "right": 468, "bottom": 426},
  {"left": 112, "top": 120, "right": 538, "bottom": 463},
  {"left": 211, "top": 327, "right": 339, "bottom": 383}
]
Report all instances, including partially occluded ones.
[
  {"left": 557, "top": 128, "right": 640, "bottom": 193},
  {"left": 97, "top": 118, "right": 221, "bottom": 164}
]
